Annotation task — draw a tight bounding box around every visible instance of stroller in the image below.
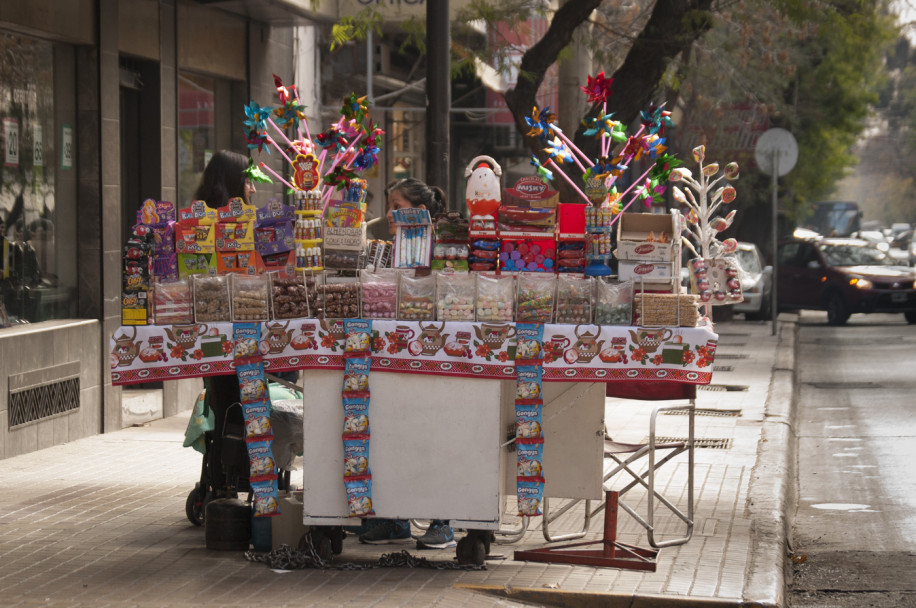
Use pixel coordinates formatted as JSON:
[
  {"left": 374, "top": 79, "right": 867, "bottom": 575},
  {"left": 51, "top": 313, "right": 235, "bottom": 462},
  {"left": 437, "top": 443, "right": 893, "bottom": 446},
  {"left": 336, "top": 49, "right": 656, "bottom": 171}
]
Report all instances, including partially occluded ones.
[{"left": 184, "top": 374, "right": 304, "bottom": 526}]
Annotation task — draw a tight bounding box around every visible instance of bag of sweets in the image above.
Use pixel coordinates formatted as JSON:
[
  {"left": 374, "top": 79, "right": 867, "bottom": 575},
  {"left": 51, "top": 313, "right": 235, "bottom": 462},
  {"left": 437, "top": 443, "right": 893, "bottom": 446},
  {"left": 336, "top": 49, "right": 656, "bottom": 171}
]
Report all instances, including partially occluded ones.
[
  {"left": 475, "top": 272, "right": 515, "bottom": 322},
  {"left": 397, "top": 273, "right": 436, "bottom": 321},
  {"left": 594, "top": 278, "right": 633, "bottom": 325},
  {"left": 436, "top": 271, "right": 476, "bottom": 321},
  {"left": 359, "top": 269, "right": 399, "bottom": 320},
  {"left": 515, "top": 273, "right": 556, "bottom": 323},
  {"left": 554, "top": 274, "right": 592, "bottom": 324}
]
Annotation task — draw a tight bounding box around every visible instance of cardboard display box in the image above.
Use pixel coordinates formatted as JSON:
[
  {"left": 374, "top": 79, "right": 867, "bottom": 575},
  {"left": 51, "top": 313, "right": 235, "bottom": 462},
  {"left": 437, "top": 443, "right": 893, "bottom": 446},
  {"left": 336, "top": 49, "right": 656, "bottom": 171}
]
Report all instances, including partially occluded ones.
[{"left": 615, "top": 212, "right": 679, "bottom": 262}]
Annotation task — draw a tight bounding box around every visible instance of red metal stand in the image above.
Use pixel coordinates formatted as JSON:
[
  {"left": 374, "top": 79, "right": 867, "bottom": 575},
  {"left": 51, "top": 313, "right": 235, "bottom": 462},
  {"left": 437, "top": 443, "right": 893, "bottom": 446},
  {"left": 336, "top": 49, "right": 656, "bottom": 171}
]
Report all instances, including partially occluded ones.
[{"left": 513, "top": 491, "right": 659, "bottom": 571}]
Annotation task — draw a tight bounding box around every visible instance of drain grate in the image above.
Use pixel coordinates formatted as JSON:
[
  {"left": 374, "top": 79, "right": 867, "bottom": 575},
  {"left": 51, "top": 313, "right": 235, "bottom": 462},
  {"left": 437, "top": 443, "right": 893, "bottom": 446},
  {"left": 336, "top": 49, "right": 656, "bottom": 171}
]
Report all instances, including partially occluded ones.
[
  {"left": 713, "top": 365, "right": 734, "bottom": 372},
  {"left": 664, "top": 408, "right": 740, "bottom": 417},
  {"left": 712, "top": 353, "right": 748, "bottom": 360},
  {"left": 805, "top": 381, "right": 880, "bottom": 390},
  {"left": 644, "top": 437, "right": 733, "bottom": 449},
  {"left": 698, "top": 384, "right": 749, "bottom": 392}
]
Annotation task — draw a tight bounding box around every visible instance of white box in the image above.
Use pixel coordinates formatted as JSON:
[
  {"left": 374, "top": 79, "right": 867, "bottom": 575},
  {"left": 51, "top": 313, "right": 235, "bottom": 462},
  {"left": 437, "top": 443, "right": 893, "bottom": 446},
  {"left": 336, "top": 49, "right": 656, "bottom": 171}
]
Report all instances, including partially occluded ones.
[{"left": 615, "top": 212, "right": 679, "bottom": 262}]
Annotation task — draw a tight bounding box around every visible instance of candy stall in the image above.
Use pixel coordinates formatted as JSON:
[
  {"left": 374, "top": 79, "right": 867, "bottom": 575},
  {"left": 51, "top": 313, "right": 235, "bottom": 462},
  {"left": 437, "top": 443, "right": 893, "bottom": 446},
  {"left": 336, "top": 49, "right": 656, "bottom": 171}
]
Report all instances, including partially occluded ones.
[{"left": 111, "top": 74, "right": 742, "bottom": 564}]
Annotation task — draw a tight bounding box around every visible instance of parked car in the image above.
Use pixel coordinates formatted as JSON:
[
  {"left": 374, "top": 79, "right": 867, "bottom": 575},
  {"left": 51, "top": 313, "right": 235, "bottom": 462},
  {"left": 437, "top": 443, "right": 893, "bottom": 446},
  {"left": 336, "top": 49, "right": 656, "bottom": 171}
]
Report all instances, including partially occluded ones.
[
  {"left": 776, "top": 237, "right": 916, "bottom": 325},
  {"left": 732, "top": 242, "right": 772, "bottom": 320}
]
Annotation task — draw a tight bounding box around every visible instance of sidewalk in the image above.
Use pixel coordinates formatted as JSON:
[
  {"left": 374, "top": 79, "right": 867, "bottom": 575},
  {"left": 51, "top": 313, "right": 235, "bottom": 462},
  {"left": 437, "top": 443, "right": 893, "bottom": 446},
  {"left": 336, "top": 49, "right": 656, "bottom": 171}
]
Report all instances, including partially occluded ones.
[{"left": 0, "top": 317, "right": 796, "bottom": 608}]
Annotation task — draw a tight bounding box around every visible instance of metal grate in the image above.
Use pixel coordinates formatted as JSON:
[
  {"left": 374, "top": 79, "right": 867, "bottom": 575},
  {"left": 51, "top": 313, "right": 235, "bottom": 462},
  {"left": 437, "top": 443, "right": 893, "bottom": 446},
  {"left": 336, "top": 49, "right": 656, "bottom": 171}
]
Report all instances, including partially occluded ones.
[
  {"left": 805, "top": 381, "right": 880, "bottom": 390},
  {"left": 664, "top": 408, "right": 740, "bottom": 417},
  {"left": 646, "top": 436, "right": 733, "bottom": 449},
  {"left": 8, "top": 377, "right": 80, "bottom": 428},
  {"left": 698, "top": 384, "right": 749, "bottom": 392},
  {"left": 712, "top": 353, "right": 748, "bottom": 360},
  {"left": 713, "top": 365, "right": 734, "bottom": 372}
]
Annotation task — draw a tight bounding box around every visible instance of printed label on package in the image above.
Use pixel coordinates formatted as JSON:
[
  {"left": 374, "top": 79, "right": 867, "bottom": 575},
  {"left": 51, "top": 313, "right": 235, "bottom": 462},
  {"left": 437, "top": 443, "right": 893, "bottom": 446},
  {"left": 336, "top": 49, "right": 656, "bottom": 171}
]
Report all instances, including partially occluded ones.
[
  {"left": 515, "top": 323, "right": 544, "bottom": 365},
  {"left": 343, "top": 434, "right": 371, "bottom": 478},
  {"left": 233, "top": 322, "right": 262, "bottom": 361},
  {"left": 246, "top": 437, "right": 277, "bottom": 481},
  {"left": 343, "top": 318, "right": 373, "bottom": 357},
  {"left": 517, "top": 479, "right": 544, "bottom": 517},
  {"left": 515, "top": 365, "right": 543, "bottom": 404},
  {"left": 516, "top": 438, "right": 545, "bottom": 479},
  {"left": 343, "top": 397, "right": 370, "bottom": 435},
  {"left": 515, "top": 403, "right": 543, "bottom": 439},
  {"left": 251, "top": 478, "right": 280, "bottom": 517},
  {"left": 242, "top": 399, "right": 272, "bottom": 438},
  {"left": 237, "top": 361, "right": 268, "bottom": 403},
  {"left": 345, "top": 477, "right": 374, "bottom": 517}
]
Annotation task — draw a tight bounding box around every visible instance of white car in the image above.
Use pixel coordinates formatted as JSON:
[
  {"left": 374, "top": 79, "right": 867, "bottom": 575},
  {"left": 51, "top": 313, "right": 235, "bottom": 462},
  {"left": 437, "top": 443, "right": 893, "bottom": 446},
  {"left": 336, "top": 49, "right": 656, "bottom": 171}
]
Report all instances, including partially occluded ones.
[{"left": 732, "top": 242, "right": 773, "bottom": 320}]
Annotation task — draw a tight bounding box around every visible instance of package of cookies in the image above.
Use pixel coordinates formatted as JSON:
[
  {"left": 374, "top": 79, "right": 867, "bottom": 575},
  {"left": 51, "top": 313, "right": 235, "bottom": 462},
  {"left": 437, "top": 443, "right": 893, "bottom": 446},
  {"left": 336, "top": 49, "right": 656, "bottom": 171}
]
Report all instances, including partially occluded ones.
[
  {"left": 397, "top": 273, "right": 436, "bottom": 321},
  {"left": 192, "top": 274, "right": 231, "bottom": 322},
  {"left": 231, "top": 274, "right": 270, "bottom": 322},
  {"left": 359, "top": 269, "right": 399, "bottom": 319},
  {"left": 515, "top": 273, "right": 556, "bottom": 323},
  {"left": 554, "top": 274, "right": 592, "bottom": 324},
  {"left": 475, "top": 272, "right": 515, "bottom": 322},
  {"left": 319, "top": 281, "right": 360, "bottom": 319},
  {"left": 152, "top": 278, "right": 193, "bottom": 325},
  {"left": 270, "top": 271, "right": 311, "bottom": 319},
  {"left": 436, "top": 271, "right": 475, "bottom": 321}
]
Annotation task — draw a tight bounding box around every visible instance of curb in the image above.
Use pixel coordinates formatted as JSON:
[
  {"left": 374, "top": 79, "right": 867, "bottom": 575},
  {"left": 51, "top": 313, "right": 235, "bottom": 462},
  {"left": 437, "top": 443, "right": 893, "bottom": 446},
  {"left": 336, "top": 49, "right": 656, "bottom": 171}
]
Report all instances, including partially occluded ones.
[
  {"left": 456, "top": 584, "right": 745, "bottom": 608},
  {"left": 741, "top": 314, "right": 798, "bottom": 608}
]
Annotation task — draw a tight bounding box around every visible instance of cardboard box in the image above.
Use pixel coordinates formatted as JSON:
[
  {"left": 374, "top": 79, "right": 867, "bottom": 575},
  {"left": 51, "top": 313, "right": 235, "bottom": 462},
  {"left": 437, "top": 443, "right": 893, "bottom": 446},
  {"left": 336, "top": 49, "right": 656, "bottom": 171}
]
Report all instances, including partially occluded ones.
[
  {"left": 178, "top": 201, "right": 218, "bottom": 225},
  {"left": 618, "top": 260, "right": 676, "bottom": 280},
  {"left": 615, "top": 212, "right": 679, "bottom": 262},
  {"left": 215, "top": 220, "right": 255, "bottom": 252},
  {"left": 177, "top": 253, "right": 217, "bottom": 277},
  {"left": 217, "top": 198, "right": 257, "bottom": 223},
  {"left": 556, "top": 203, "right": 586, "bottom": 238},
  {"left": 175, "top": 223, "right": 215, "bottom": 253}
]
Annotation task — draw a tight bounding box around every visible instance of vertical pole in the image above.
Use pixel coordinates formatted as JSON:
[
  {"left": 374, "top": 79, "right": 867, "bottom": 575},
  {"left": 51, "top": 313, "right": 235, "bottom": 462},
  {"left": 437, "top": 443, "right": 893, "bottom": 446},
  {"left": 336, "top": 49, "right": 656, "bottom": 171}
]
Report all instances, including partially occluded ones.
[
  {"left": 771, "top": 152, "right": 779, "bottom": 336},
  {"left": 603, "top": 491, "right": 618, "bottom": 557},
  {"left": 426, "top": 0, "right": 450, "bottom": 205},
  {"left": 366, "top": 29, "right": 374, "bottom": 105}
]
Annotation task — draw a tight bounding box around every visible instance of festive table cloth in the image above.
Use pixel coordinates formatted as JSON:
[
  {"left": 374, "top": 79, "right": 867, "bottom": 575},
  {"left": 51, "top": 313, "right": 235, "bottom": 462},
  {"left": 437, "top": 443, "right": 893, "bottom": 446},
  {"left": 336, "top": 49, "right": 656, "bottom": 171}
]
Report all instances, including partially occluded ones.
[{"left": 110, "top": 319, "right": 717, "bottom": 386}]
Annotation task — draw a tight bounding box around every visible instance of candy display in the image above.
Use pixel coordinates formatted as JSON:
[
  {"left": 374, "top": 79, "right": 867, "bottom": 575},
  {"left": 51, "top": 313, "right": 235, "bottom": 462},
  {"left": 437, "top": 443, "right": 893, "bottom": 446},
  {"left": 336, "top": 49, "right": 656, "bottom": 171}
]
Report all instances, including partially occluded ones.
[
  {"left": 554, "top": 275, "right": 592, "bottom": 324},
  {"left": 151, "top": 278, "right": 193, "bottom": 325},
  {"left": 516, "top": 273, "right": 556, "bottom": 323},
  {"left": 360, "top": 269, "right": 399, "bottom": 319},
  {"left": 392, "top": 207, "right": 432, "bottom": 269},
  {"left": 432, "top": 212, "right": 470, "bottom": 272},
  {"left": 475, "top": 273, "right": 515, "bottom": 322},
  {"left": 594, "top": 278, "right": 633, "bottom": 325},
  {"left": 320, "top": 282, "right": 360, "bottom": 318},
  {"left": 193, "top": 274, "right": 231, "bottom": 322},
  {"left": 230, "top": 274, "right": 270, "bottom": 321},
  {"left": 688, "top": 257, "right": 743, "bottom": 304},
  {"left": 270, "top": 273, "right": 311, "bottom": 319},
  {"left": 397, "top": 273, "right": 436, "bottom": 321},
  {"left": 436, "top": 272, "right": 475, "bottom": 321}
]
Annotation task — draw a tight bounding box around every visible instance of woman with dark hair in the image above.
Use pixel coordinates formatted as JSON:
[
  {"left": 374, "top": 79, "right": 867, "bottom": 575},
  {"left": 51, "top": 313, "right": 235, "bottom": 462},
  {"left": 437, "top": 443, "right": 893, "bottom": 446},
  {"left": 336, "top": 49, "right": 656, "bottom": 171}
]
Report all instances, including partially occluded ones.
[
  {"left": 384, "top": 177, "right": 446, "bottom": 236},
  {"left": 195, "top": 150, "right": 256, "bottom": 208}
]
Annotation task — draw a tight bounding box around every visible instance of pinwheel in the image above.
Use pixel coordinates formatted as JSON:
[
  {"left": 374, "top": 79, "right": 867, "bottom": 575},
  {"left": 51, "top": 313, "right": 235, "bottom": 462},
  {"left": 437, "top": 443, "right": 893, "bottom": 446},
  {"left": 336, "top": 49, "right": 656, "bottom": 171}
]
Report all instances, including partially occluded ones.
[
  {"left": 323, "top": 165, "right": 358, "bottom": 190},
  {"left": 274, "top": 98, "right": 307, "bottom": 130},
  {"left": 525, "top": 106, "right": 556, "bottom": 139},
  {"left": 243, "top": 100, "right": 273, "bottom": 133},
  {"left": 244, "top": 157, "right": 273, "bottom": 184},
  {"left": 544, "top": 137, "right": 574, "bottom": 164},
  {"left": 341, "top": 93, "right": 369, "bottom": 123},
  {"left": 582, "top": 112, "right": 625, "bottom": 142},
  {"left": 244, "top": 129, "right": 271, "bottom": 155},
  {"left": 530, "top": 155, "right": 554, "bottom": 182},
  {"left": 580, "top": 71, "right": 614, "bottom": 105},
  {"left": 640, "top": 103, "right": 672, "bottom": 136},
  {"left": 273, "top": 74, "right": 294, "bottom": 105}
]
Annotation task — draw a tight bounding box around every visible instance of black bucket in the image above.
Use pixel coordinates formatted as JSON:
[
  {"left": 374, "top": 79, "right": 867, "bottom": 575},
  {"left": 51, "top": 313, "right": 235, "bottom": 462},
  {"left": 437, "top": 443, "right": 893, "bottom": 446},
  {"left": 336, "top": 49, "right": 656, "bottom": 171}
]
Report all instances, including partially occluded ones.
[{"left": 205, "top": 497, "right": 251, "bottom": 551}]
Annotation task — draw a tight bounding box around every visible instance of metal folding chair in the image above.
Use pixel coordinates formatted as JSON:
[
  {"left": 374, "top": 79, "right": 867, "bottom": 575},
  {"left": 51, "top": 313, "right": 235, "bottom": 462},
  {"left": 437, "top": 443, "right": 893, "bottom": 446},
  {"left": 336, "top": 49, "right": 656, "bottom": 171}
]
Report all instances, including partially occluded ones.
[{"left": 542, "top": 381, "right": 695, "bottom": 550}]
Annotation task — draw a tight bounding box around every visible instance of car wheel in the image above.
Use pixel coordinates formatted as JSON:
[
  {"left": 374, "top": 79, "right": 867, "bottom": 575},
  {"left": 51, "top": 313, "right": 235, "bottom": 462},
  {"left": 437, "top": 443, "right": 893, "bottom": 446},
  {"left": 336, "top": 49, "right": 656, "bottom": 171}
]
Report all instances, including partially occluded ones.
[
  {"left": 905, "top": 311, "right": 916, "bottom": 324},
  {"left": 825, "top": 291, "right": 850, "bottom": 326}
]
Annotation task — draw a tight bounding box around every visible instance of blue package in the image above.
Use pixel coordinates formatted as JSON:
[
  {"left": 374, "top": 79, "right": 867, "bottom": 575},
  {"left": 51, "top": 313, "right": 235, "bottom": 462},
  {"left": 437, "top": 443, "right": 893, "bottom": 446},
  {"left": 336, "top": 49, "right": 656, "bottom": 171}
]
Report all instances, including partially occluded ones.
[
  {"left": 343, "top": 397, "right": 370, "bottom": 435},
  {"left": 517, "top": 479, "right": 544, "bottom": 516},
  {"left": 516, "top": 438, "right": 544, "bottom": 479},
  {"left": 345, "top": 477, "right": 374, "bottom": 517},
  {"left": 343, "top": 434, "right": 371, "bottom": 478},
  {"left": 515, "top": 403, "right": 543, "bottom": 439}
]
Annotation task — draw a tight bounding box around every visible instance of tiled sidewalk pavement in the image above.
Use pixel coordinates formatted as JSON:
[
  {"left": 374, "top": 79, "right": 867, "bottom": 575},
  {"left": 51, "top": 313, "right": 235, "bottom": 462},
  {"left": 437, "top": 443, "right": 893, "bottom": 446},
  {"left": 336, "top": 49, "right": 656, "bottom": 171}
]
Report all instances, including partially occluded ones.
[{"left": 0, "top": 319, "right": 786, "bottom": 608}]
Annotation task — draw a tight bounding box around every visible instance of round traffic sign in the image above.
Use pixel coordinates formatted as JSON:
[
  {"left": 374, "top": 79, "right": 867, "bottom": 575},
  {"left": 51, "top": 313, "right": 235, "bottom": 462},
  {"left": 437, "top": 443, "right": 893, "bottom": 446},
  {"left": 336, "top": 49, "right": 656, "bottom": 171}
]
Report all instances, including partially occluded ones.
[{"left": 754, "top": 128, "right": 798, "bottom": 177}]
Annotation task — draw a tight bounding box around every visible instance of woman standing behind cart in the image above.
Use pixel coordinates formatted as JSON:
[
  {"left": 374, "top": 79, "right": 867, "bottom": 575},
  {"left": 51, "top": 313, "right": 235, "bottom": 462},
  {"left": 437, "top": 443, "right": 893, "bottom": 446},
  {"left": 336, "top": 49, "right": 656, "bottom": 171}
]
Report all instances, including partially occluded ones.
[
  {"left": 195, "top": 150, "right": 257, "bottom": 496},
  {"left": 354, "top": 178, "right": 456, "bottom": 549}
]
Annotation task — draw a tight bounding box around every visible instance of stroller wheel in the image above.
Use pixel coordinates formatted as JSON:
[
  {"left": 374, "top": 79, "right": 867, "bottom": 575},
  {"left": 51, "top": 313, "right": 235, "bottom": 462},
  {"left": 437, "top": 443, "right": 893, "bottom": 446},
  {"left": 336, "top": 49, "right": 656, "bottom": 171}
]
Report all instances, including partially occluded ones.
[{"left": 186, "top": 486, "right": 207, "bottom": 526}]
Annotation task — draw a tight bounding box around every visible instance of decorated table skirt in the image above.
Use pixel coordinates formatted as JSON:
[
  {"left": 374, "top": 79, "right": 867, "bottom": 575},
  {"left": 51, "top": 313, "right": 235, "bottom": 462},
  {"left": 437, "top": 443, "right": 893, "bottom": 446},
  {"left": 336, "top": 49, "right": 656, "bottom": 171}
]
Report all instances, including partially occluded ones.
[{"left": 110, "top": 319, "right": 717, "bottom": 386}]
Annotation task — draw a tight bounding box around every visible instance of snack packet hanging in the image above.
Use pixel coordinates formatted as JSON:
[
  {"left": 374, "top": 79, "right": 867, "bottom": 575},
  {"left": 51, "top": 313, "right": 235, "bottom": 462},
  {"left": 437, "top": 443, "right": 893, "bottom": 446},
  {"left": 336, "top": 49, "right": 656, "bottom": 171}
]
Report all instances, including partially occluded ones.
[
  {"left": 516, "top": 438, "right": 545, "bottom": 478},
  {"left": 515, "top": 403, "right": 543, "bottom": 439},
  {"left": 517, "top": 479, "right": 544, "bottom": 516},
  {"left": 236, "top": 361, "right": 268, "bottom": 403},
  {"left": 247, "top": 437, "right": 277, "bottom": 480},
  {"left": 343, "top": 434, "right": 371, "bottom": 478},
  {"left": 343, "top": 397, "right": 370, "bottom": 435},
  {"left": 342, "top": 357, "right": 371, "bottom": 397},
  {"left": 242, "top": 399, "right": 272, "bottom": 438},
  {"left": 515, "top": 323, "right": 544, "bottom": 366},
  {"left": 233, "top": 322, "right": 262, "bottom": 361},
  {"left": 345, "top": 477, "right": 374, "bottom": 517},
  {"left": 343, "top": 318, "right": 373, "bottom": 357},
  {"left": 515, "top": 365, "right": 543, "bottom": 403},
  {"left": 251, "top": 478, "right": 281, "bottom": 517}
]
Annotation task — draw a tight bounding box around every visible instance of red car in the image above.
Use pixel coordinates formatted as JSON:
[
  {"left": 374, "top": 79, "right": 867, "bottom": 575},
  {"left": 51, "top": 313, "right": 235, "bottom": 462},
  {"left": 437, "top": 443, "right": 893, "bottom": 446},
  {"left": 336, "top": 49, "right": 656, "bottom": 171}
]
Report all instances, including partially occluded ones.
[{"left": 777, "top": 237, "right": 916, "bottom": 325}]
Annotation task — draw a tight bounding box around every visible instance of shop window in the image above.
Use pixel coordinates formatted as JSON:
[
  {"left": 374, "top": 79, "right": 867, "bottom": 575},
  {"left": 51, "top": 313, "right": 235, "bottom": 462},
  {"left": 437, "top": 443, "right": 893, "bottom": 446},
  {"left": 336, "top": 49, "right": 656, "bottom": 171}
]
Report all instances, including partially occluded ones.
[
  {"left": 177, "top": 72, "right": 216, "bottom": 207},
  {"left": 0, "top": 31, "right": 77, "bottom": 327}
]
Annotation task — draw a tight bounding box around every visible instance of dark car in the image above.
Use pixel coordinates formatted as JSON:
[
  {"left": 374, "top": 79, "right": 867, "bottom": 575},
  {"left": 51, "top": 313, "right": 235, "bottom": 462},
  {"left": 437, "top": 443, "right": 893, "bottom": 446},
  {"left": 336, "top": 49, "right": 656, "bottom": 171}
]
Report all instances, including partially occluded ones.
[{"left": 776, "top": 237, "right": 916, "bottom": 325}]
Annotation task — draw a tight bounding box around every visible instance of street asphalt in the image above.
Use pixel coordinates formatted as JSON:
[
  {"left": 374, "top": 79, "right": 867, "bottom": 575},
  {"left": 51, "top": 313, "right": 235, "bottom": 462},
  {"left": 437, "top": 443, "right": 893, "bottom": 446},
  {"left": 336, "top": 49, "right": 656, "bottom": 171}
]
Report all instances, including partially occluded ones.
[{"left": 0, "top": 315, "right": 797, "bottom": 608}]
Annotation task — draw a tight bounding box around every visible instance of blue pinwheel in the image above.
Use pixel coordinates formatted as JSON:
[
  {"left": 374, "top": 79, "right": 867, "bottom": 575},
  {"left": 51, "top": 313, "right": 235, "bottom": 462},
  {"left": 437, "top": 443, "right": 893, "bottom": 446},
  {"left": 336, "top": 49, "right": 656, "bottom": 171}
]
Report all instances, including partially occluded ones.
[{"left": 530, "top": 155, "right": 554, "bottom": 182}]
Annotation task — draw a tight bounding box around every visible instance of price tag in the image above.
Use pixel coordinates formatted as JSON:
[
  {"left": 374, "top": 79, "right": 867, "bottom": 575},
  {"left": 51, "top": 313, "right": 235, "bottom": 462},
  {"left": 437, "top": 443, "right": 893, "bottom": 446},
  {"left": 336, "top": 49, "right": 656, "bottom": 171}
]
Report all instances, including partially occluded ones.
[{"left": 4, "top": 118, "right": 19, "bottom": 167}]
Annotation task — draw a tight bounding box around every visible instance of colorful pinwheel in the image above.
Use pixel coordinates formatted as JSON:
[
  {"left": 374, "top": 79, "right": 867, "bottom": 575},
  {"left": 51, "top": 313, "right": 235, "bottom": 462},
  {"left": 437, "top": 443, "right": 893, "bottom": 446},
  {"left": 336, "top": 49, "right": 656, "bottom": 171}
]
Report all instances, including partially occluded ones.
[
  {"left": 580, "top": 71, "right": 614, "bottom": 105},
  {"left": 243, "top": 100, "right": 273, "bottom": 133},
  {"left": 582, "top": 112, "right": 624, "bottom": 142},
  {"left": 530, "top": 156, "right": 554, "bottom": 182},
  {"left": 544, "top": 137, "right": 573, "bottom": 164},
  {"left": 274, "top": 98, "right": 307, "bottom": 130},
  {"left": 341, "top": 93, "right": 369, "bottom": 123},
  {"left": 244, "top": 157, "right": 273, "bottom": 184},
  {"left": 640, "top": 103, "right": 672, "bottom": 136},
  {"left": 244, "top": 129, "right": 271, "bottom": 155},
  {"left": 525, "top": 105, "right": 556, "bottom": 140}
]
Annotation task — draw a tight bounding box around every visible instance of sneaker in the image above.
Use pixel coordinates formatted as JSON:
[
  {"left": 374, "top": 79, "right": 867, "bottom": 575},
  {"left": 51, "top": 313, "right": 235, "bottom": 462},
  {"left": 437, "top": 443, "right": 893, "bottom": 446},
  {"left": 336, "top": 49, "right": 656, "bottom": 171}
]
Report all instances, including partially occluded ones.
[
  {"left": 358, "top": 519, "right": 412, "bottom": 545},
  {"left": 414, "top": 522, "right": 456, "bottom": 549},
  {"left": 344, "top": 518, "right": 378, "bottom": 535}
]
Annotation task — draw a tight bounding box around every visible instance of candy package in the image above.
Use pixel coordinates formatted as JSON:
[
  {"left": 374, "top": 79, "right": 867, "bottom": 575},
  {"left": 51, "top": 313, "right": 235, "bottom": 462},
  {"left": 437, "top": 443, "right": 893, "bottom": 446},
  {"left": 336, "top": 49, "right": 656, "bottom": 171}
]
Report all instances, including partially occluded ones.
[
  {"left": 397, "top": 273, "right": 436, "bottom": 321},
  {"left": 192, "top": 274, "right": 231, "bottom": 322},
  {"left": 554, "top": 274, "right": 592, "bottom": 324},
  {"left": 475, "top": 273, "right": 515, "bottom": 322},
  {"left": 515, "top": 273, "right": 556, "bottom": 323},
  {"left": 152, "top": 278, "right": 193, "bottom": 325},
  {"left": 319, "top": 281, "right": 360, "bottom": 319},
  {"left": 436, "top": 272, "right": 475, "bottom": 321},
  {"left": 270, "top": 271, "right": 311, "bottom": 319},
  {"left": 230, "top": 274, "right": 270, "bottom": 322},
  {"left": 594, "top": 278, "right": 633, "bottom": 325}
]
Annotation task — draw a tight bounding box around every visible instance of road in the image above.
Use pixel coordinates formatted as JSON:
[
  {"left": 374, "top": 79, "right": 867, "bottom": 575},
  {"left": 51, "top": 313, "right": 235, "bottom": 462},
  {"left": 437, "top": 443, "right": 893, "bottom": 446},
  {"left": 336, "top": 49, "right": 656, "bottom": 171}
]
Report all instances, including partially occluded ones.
[{"left": 788, "top": 311, "right": 916, "bottom": 607}]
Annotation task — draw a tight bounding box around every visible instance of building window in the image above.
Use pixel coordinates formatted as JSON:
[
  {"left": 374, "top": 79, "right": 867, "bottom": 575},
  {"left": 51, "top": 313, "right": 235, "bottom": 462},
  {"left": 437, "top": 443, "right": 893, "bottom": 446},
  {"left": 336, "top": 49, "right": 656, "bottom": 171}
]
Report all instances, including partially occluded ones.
[
  {"left": 0, "top": 31, "right": 77, "bottom": 327},
  {"left": 177, "top": 71, "right": 216, "bottom": 207}
]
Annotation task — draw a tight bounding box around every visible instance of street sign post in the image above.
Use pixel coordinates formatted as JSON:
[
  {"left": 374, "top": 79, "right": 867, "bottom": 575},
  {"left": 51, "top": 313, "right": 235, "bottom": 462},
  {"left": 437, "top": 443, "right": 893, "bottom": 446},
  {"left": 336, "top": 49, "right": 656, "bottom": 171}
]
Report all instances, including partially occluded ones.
[{"left": 754, "top": 128, "right": 798, "bottom": 336}]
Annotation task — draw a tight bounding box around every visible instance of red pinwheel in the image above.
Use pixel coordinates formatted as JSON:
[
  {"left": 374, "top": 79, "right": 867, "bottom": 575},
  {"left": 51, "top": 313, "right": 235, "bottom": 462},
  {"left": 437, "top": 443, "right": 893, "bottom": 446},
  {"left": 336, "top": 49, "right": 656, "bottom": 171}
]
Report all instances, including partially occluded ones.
[{"left": 580, "top": 71, "right": 614, "bottom": 105}]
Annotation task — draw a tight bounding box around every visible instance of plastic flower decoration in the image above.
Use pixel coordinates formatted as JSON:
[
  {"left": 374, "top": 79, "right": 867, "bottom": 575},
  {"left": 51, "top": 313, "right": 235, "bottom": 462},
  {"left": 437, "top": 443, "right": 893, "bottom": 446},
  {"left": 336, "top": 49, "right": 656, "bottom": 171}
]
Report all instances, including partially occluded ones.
[
  {"left": 580, "top": 71, "right": 614, "bottom": 105},
  {"left": 530, "top": 155, "right": 554, "bottom": 182},
  {"left": 244, "top": 157, "right": 273, "bottom": 184}
]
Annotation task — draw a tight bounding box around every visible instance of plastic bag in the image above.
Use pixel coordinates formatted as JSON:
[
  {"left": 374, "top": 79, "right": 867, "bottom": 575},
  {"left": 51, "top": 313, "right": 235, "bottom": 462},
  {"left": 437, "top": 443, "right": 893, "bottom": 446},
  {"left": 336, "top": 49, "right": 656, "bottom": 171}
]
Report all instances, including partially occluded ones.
[{"left": 594, "top": 278, "right": 633, "bottom": 325}]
